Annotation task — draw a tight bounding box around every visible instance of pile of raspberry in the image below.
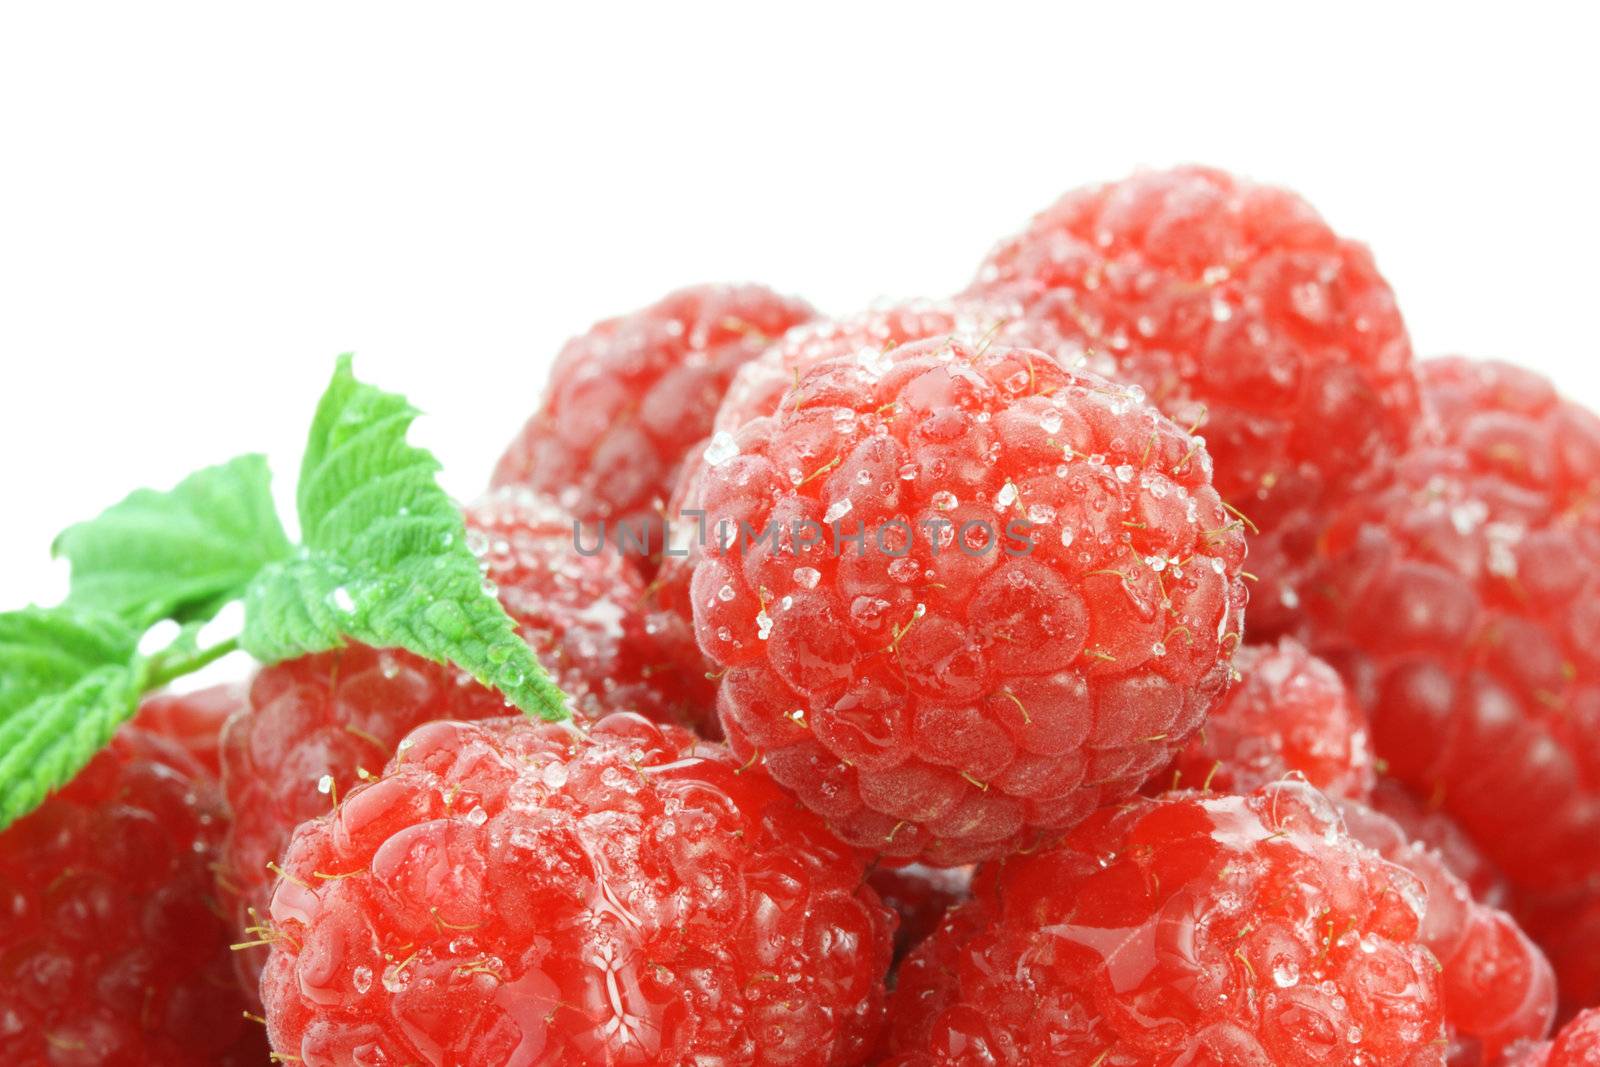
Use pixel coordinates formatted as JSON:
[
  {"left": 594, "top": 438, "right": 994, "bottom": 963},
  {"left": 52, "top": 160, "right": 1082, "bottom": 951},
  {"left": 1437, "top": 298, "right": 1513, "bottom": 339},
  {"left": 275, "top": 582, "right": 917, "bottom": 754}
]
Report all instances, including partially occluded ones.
[{"left": 8, "top": 165, "right": 1598, "bottom": 1066}]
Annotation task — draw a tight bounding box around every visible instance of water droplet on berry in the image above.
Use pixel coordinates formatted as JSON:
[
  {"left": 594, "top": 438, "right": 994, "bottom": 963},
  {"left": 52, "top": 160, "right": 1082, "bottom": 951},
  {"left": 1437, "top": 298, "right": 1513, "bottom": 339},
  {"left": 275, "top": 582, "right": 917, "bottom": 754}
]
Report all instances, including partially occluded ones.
[
  {"left": 704, "top": 432, "right": 740, "bottom": 467},
  {"left": 931, "top": 491, "right": 958, "bottom": 511},
  {"left": 824, "top": 499, "right": 853, "bottom": 523},
  {"left": 794, "top": 567, "right": 821, "bottom": 589}
]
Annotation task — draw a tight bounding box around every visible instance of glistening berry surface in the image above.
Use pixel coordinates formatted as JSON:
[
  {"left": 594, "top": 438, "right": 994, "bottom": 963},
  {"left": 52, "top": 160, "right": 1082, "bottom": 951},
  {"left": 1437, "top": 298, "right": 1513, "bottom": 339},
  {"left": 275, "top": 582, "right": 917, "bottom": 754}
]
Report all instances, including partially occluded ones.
[
  {"left": 1157, "top": 636, "right": 1374, "bottom": 800},
  {"left": 882, "top": 782, "right": 1446, "bottom": 1066},
  {"left": 0, "top": 725, "right": 257, "bottom": 1066},
  {"left": 223, "top": 490, "right": 716, "bottom": 995},
  {"left": 1503, "top": 1009, "right": 1600, "bottom": 1067},
  {"left": 261, "top": 713, "right": 894, "bottom": 1065},
  {"left": 1302, "top": 358, "right": 1600, "bottom": 898},
  {"left": 1337, "top": 797, "right": 1555, "bottom": 1063},
  {"left": 692, "top": 335, "right": 1246, "bottom": 865},
  {"left": 970, "top": 165, "right": 1419, "bottom": 636},
  {"left": 492, "top": 283, "right": 815, "bottom": 568}
]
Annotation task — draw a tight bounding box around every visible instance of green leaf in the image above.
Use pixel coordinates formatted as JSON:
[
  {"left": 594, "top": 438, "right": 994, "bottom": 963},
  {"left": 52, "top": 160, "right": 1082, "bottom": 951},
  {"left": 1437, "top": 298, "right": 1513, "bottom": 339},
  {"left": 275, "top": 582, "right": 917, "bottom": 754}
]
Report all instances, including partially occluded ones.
[
  {"left": 0, "top": 605, "right": 140, "bottom": 719},
  {"left": 0, "top": 665, "right": 143, "bottom": 829},
  {"left": 54, "top": 454, "right": 292, "bottom": 626},
  {"left": 0, "top": 605, "right": 145, "bottom": 830},
  {"left": 241, "top": 355, "right": 568, "bottom": 721}
]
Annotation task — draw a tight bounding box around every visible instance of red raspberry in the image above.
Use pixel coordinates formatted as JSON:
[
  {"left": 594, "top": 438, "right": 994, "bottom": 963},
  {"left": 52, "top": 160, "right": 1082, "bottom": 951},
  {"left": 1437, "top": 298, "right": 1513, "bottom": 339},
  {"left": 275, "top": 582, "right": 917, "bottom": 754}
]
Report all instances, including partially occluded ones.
[
  {"left": 691, "top": 335, "right": 1247, "bottom": 865},
  {"left": 223, "top": 490, "right": 715, "bottom": 996},
  {"left": 260, "top": 713, "right": 895, "bottom": 1065},
  {"left": 1158, "top": 636, "right": 1375, "bottom": 800},
  {"left": 467, "top": 488, "right": 715, "bottom": 733},
  {"left": 882, "top": 782, "right": 1446, "bottom": 1066},
  {"left": 1302, "top": 358, "right": 1600, "bottom": 897},
  {"left": 969, "top": 165, "right": 1420, "bottom": 637},
  {"left": 867, "top": 864, "right": 972, "bottom": 964},
  {"left": 1337, "top": 798, "right": 1556, "bottom": 1063},
  {"left": 0, "top": 725, "right": 258, "bottom": 1066},
  {"left": 1366, "top": 779, "right": 1510, "bottom": 911},
  {"left": 491, "top": 283, "right": 815, "bottom": 568},
  {"left": 655, "top": 299, "right": 1082, "bottom": 640},
  {"left": 712, "top": 298, "right": 1089, "bottom": 437},
  {"left": 220, "top": 644, "right": 509, "bottom": 998},
  {"left": 1517, "top": 892, "right": 1600, "bottom": 1024},
  {"left": 135, "top": 682, "right": 247, "bottom": 777},
  {"left": 1503, "top": 1010, "right": 1600, "bottom": 1067}
]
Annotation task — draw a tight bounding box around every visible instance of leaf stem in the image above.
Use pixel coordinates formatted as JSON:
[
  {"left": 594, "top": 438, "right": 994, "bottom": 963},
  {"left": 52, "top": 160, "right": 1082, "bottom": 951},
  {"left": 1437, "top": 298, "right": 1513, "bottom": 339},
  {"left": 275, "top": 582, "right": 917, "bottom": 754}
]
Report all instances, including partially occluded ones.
[{"left": 144, "top": 636, "right": 241, "bottom": 691}]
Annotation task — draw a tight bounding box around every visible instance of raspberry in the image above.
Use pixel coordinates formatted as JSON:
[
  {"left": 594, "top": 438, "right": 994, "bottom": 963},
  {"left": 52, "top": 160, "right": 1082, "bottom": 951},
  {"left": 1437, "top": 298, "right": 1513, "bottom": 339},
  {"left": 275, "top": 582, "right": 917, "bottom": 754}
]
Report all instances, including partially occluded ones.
[
  {"left": 260, "top": 713, "right": 894, "bottom": 1065},
  {"left": 135, "top": 682, "right": 247, "bottom": 777},
  {"left": 691, "top": 335, "right": 1247, "bottom": 864},
  {"left": 1302, "top": 358, "right": 1600, "bottom": 897},
  {"left": 220, "top": 644, "right": 511, "bottom": 995},
  {"left": 491, "top": 283, "right": 815, "bottom": 568},
  {"left": 712, "top": 298, "right": 1087, "bottom": 437},
  {"left": 1503, "top": 1010, "right": 1600, "bottom": 1067},
  {"left": 467, "top": 488, "right": 715, "bottom": 733},
  {"left": 867, "top": 864, "right": 972, "bottom": 964},
  {"left": 656, "top": 299, "right": 1082, "bottom": 638},
  {"left": 969, "top": 165, "right": 1420, "bottom": 637},
  {"left": 1337, "top": 798, "right": 1556, "bottom": 1062},
  {"left": 882, "top": 782, "right": 1446, "bottom": 1066},
  {"left": 0, "top": 725, "right": 257, "bottom": 1065},
  {"left": 1366, "top": 780, "right": 1510, "bottom": 910},
  {"left": 1157, "top": 636, "right": 1375, "bottom": 799},
  {"left": 1517, "top": 892, "right": 1600, "bottom": 1024}
]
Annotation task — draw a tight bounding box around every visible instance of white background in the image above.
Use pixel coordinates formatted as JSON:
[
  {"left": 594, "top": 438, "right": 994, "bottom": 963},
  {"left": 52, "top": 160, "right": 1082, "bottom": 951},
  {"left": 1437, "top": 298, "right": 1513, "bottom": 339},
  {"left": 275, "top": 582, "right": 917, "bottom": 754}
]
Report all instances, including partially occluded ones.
[{"left": 2, "top": 3, "right": 1597, "bottom": 611}]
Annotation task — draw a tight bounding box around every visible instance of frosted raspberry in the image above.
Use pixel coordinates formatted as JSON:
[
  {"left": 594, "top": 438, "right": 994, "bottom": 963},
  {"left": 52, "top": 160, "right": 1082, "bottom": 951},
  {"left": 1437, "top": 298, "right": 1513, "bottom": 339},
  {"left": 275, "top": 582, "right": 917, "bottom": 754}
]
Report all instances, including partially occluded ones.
[
  {"left": 1158, "top": 636, "right": 1374, "bottom": 799},
  {"left": 260, "top": 713, "right": 894, "bottom": 1065},
  {"left": 134, "top": 683, "right": 247, "bottom": 777},
  {"left": 1503, "top": 1010, "right": 1600, "bottom": 1067},
  {"left": 1302, "top": 358, "right": 1600, "bottom": 897},
  {"left": 1338, "top": 798, "right": 1555, "bottom": 1062},
  {"left": 1367, "top": 780, "right": 1510, "bottom": 910},
  {"left": 466, "top": 488, "right": 714, "bottom": 733},
  {"left": 224, "top": 489, "right": 716, "bottom": 997},
  {"left": 656, "top": 299, "right": 1083, "bottom": 639},
  {"left": 491, "top": 283, "right": 815, "bottom": 568},
  {"left": 220, "top": 644, "right": 510, "bottom": 999},
  {"left": 970, "top": 166, "right": 1420, "bottom": 637},
  {"left": 0, "top": 725, "right": 257, "bottom": 1065},
  {"left": 867, "top": 864, "right": 972, "bottom": 964},
  {"left": 692, "top": 335, "right": 1247, "bottom": 865},
  {"left": 713, "top": 298, "right": 1090, "bottom": 436},
  {"left": 882, "top": 782, "right": 1446, "bottom": 1066}
]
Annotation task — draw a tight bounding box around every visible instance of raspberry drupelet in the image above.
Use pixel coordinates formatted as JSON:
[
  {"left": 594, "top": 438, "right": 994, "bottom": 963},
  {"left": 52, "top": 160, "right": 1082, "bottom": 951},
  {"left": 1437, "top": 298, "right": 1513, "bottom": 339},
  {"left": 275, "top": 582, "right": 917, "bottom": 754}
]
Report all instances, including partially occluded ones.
[
  {"left": 1503, "top": 1010, "right": 1600, "bottom": 1067},
  {"left": 1337, "top": 799, "right": 1555, "bottom": 1063},
  {"left": 969, "top": 165, "right": 1420, "bottom": 637},
  {"left": 134, "top": 682, "right": 247, "bottom": 777},
  {"left": 260, "top": 713, "right": 895, "bottom": 1066},
  {"left": 1157, "top": 636, "right": 1375, "bottom": 800},
  {"left": 1139, "top": 633, "right": 1547, "bottom": 1056},
  {"left": 223, "top": 490, "right": 715, "bottom": 997},
  {"left": 655, "top": 299, "right": 1083, "bottom": 633},
  {"left": 492, "top": 283, "right": 815, "bottom": 571},
  {"left": 1302, "top": 358, "right": 1600, "bottom": 899},
  {"left": 882, "top": 781, "right": 1447, "bottom": 1066},
  {"left": 0, "top": 725, "right": 259, "bottom": 1066},
  {"left": 690, "top": 334, "right": 1247, "bottom": 865},
  {"left": 712, "top": 298, "right": 1089, "bottom": 438}
]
